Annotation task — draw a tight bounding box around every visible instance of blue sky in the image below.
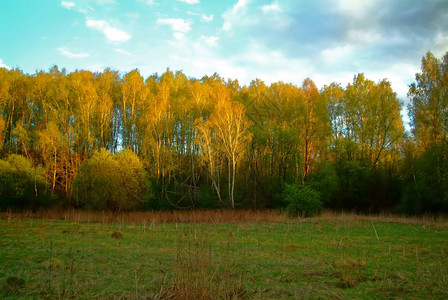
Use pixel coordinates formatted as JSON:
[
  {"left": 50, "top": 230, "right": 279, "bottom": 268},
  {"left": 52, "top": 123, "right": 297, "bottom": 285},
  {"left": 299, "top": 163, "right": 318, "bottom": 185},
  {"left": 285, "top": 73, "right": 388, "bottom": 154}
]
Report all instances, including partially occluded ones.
[{"left": 1, "top": 0, "right": 447, "bottom": 105}]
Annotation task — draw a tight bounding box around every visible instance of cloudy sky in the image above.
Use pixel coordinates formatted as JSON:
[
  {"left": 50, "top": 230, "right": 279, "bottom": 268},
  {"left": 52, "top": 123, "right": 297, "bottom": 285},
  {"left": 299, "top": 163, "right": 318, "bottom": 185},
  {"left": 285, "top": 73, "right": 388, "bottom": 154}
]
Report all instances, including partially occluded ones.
[{"left": 1, "top": 0, "right": 447, "bottom": 104}]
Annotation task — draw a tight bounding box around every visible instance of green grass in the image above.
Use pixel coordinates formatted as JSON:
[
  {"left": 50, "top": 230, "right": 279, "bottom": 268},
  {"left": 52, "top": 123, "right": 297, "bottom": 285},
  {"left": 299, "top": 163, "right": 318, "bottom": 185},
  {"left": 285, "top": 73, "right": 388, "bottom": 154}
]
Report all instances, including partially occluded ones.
[{"left": 0, "top": 216, "right": 447, "bottom": 299}]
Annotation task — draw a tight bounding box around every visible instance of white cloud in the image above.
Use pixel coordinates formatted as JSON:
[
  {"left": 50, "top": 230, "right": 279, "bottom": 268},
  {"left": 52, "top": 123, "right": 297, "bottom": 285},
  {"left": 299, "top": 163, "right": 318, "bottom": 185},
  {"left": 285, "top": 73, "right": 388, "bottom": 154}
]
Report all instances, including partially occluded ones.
[
  {"left": 222, "top": 20, "right": 232, "bottom": 31},
  {"left": 115, "top": 48, "right": 131, "bottom": 55},
  {"left": 177, "top": 0, "right": 199, "bottom": 4},
  {"left": 347, "top": 29, "right": 381, "bottom": 45},
  {"left": 0, "top": 58, "right": 10, "bottom": 69},
  {"left": 262, "top": 3, "right": 280, "bottom": 13},
  {"left": 86, "top": 18, "right": 131, "bottom": 43},
  {"left": 169, "top": 41, "right": 311, "bottom": 87},
  {"left": 434, "top": 31, "right": 448, "bottom": 56},
  {"left": 367, "top": 63, "right": 419, "bottom": 99},
  {"left": 233, "top": 0, "right": 250, "bottom": 12},
  {"left": 172, "top": 54, "right": 249, "bottom": 83},
  {"left": 232, "top": 43, "right": 311, "bottom": 84},
  {"left": 57, "top": 47, "right": 89, "bottom": 58},
  {"left": 157, "top": 18, "right": 192, "bottom": 33},
  {"left": 201, "top": 35, "right": 219, "bottom": 46},
  {"left": 334, "top": 0, "right": 376, "bottom": 19},
  {"left": 188, "top": 12, "right": 213, "bottom": 22},
  {"left": 187, "top": 11, "right": 200, "bottom": 16},
  {"left": 320, "top": 45, "right": 354, "bottom": 64},
  {"left": 222, "top": 0, "right": 250, "bottom": 31},
  {"left": 61, "top": 1, "right": 75, "bottom": 9},
  {"left": 173, "top": 32, "right": 185, "bottom": 40},
  {"left": 201, "top": 14, "right": 213, "bottom": 22}
]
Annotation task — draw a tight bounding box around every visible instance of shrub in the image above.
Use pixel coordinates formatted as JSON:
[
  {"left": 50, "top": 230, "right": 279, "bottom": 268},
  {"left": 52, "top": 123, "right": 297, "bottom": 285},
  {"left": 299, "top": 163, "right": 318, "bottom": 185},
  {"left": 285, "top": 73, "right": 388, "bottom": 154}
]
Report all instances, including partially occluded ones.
[
  {"left": 282, "top": 184, "right": 322, "bottom": 217},
  {"left": 72, "top": 149, "right": 150, "bottom": 211},
  {"left": 0, "top": 154, "right": 49, "bottom": 210},
  {"left": 307, "top": 161, "right": 338, "bottom": 205}
]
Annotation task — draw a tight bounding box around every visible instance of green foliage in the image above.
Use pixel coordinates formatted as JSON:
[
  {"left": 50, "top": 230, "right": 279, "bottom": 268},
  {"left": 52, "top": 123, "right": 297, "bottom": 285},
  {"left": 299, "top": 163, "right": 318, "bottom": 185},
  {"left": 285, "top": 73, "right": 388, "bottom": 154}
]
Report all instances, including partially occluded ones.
[
  {"left": 403, "top": 51, "right": 448, "bottom": 214},
  {"left": 282, "top": 184, "right": 322, "bottom": 217},
  {"left": 197, "top": 184, "right": 221, "bottom": 209},
  {"left": 401, "top": 143, "right": 448, "bottom": 214},
  {"left": 307, "top": 162, "right": 338, "bottom": 205},
  {"left": 0, "top": 154, "right": 50, "bottom": 210},
  {"left": 1, "top": 51, "right": 447, "bottom": 213},
  {"left": 333, "top": 159, "right": 369, "bottom": 211},
  {"left": 408, "top": 51, "right": 448, "bottom": 146},
  {"left": 72, "top": 149, "right": 150, "bottom": 211},
  {"left": 143, "top": 179, "right": 171, "bottom": 210},
  {"left": 116, "top": 150, "right": 151, "bottom": 209}
]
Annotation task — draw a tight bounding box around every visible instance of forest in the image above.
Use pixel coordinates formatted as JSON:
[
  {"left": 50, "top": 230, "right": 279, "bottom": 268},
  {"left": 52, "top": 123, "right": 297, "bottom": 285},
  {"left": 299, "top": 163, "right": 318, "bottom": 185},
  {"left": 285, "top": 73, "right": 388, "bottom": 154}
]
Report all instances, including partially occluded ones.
[{"left": 0, "top": 51, "right": 447, "bottom": 214}]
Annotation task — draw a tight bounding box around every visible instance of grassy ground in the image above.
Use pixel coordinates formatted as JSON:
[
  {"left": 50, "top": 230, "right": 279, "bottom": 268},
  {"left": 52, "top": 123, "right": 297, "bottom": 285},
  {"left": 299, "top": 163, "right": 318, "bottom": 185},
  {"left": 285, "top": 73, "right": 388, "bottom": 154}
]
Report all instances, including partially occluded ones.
[{"left": 0, "top": 211, "right": 447, "bottom": 299}]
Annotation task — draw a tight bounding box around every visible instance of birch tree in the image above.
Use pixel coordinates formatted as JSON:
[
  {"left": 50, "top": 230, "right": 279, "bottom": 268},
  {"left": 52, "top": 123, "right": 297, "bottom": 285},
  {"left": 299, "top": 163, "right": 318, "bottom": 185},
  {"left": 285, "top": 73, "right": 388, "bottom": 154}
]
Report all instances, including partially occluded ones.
[{"left": 196, "top": 87, "right": 252, "bottom": 208}]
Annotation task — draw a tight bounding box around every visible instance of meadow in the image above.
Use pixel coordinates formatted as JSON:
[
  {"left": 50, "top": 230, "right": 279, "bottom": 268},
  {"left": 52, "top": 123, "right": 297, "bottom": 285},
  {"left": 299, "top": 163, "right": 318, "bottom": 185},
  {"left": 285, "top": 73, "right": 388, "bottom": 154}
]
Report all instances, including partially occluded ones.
[{"left": 0, "top": 210, "right": 447, "bottom": 299}]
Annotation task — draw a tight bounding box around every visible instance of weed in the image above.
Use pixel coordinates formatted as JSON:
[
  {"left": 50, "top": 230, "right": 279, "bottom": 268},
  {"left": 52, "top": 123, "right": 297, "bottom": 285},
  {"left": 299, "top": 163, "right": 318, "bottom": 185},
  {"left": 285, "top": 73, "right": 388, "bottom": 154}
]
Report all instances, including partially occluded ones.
[
  {"left": 3, "top": 276, "right": 25, "bottom": 292},
  {"left": 155, "top": 230, "right": 247, "bottom": 299},
  {"left": 111, "top": 231, "right": 123, "bottom": 239},
  {"left": 333, "top": 258, "right": 368, "bottom": 288}
]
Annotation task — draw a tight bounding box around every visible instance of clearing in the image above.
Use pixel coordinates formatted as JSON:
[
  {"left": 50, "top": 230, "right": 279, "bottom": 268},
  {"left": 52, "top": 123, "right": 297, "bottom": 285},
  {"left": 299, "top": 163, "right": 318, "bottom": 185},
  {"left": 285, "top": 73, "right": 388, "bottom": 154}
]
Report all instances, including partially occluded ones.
[{"left": 0, "top": 211, "right": 447, "bottom": 299}]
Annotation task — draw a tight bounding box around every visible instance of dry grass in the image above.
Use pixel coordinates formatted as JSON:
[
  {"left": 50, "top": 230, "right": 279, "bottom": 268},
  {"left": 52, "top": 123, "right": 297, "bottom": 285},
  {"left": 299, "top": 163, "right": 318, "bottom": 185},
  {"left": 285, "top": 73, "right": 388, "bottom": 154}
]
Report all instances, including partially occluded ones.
[
  {"left": 0, "top": 209, "right": 288, "bottom": 225},
  {"left": 1, "top": 209, "right": 447, "bottom": 227},
  {"left": 314, "top": 210, "right": 448, "bottom": 228},
  {"left": 155, "top": 230, "right": 247, "bottom": 300}
]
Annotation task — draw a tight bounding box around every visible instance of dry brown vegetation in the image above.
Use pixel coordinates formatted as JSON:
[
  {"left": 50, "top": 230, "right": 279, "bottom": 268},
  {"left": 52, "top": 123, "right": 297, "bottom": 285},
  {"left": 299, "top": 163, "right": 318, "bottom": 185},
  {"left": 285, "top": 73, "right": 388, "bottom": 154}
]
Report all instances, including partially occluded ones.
[
  {"left": 1, "top": 209, "right": 447, "bottom": 227},
  {"left": 1, "top": 209, "right": 287, "bottom": 224},
  {"left": 155, "top": 232, "right": 247, "bottom": 300},
  {"left": 313, "top": 210, "right": 448, "bottom": 228}
]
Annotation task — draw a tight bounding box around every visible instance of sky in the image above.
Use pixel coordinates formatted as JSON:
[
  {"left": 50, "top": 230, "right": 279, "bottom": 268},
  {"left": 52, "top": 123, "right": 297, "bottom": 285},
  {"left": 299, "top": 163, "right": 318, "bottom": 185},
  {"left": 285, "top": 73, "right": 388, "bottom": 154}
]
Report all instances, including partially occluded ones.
[{"left": 1, "top": 0, "right": 447, "bottom": 119}]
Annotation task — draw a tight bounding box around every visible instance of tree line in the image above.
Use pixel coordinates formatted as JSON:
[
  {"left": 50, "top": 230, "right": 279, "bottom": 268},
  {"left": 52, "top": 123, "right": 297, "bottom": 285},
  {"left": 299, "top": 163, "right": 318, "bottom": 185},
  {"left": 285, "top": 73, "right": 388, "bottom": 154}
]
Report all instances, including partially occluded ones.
[{"left": 0, "top": 51, "right": 447, "bottom": 214}]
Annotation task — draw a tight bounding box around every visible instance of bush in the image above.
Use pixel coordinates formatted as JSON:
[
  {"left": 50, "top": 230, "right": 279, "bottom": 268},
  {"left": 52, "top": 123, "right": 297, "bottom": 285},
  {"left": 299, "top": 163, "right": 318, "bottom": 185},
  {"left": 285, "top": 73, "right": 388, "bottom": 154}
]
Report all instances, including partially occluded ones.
[
  {"left": 72, "top": 149, "right": 150, "bottom": 211},
  {"left": 0, "top": 154, "right": 50, "bottom": 210},
  {"left": 307, "top": 162, "right": 338, "bottom": 205},
  {"left": 333, "top": 159, "right": 369, "bottom": 211},
  {"left": 282, "top": 184, "right": 322, "bottom": 217}
]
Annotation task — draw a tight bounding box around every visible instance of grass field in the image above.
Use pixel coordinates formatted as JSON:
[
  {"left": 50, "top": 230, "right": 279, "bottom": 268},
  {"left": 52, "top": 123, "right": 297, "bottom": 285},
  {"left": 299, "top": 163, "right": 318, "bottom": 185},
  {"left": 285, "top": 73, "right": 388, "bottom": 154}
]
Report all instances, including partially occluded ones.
[{"left": 0, "top": 210, "right": 447, "bottom": 299}]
